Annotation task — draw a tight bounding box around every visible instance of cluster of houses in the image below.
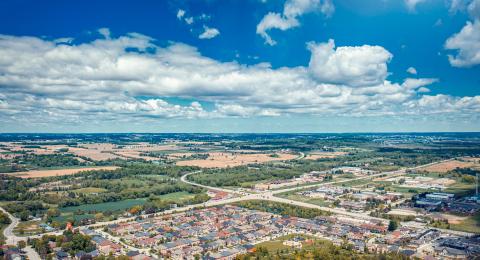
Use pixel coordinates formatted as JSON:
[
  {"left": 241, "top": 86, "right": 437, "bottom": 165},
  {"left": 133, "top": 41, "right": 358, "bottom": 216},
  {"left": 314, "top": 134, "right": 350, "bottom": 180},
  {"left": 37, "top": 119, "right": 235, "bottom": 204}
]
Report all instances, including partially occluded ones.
[
  {"left": 98, "top": 204, "right": 480, "bottom": 259},
  {"left": 106, "top": 205, "right": 277, "bottom": 259}
]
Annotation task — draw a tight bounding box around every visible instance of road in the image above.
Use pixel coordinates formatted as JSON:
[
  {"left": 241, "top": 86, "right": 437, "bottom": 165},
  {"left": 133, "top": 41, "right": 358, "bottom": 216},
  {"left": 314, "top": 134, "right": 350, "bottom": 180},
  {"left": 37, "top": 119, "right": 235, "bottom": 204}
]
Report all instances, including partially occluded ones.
[
  {"left": 0, "top": 207, "right": 41, "bottom": 260},
  {"left": 178, "top": 158, "right": 457, "bottom": 225}
]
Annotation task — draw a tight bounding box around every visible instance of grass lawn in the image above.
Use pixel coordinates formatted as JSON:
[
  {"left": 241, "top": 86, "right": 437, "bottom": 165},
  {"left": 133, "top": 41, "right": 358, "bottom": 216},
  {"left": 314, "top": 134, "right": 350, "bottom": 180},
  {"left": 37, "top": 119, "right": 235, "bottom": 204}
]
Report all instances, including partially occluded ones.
[
  {"left": 59, "top": 198, "right": 147, "bottom": 213},
  {"left": 72, "top": 187, "right": 108, "bottom": 194},
  {"left": 256, "top": 234, "right": 334, "bottom": 254},
  {"left": 13, "top": 220, "right": 43, "bottom": 236},
  {"left": 450, "top": 213, "right": 480, "bottom": 234},
  {"left": 0, "top": 224, "right": 6, "bottom": 243},
  {"left": 334, "top": 178, "right": 373, "bottom": 187},
  {"left": 277, "top": 193, "right": 331, "bottom": 207},
  {"left": 155, "top": 191, "right": 196, "bottom": 201},
  {"left": 445, "top": 182, "right": 475, "bottom": 197}
]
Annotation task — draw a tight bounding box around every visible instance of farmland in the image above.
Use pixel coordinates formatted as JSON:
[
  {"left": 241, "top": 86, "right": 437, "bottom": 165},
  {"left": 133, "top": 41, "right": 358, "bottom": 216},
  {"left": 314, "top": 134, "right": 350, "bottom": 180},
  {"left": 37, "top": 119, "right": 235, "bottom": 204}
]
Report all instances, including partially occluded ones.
[
  {"left": 8, "top": 166, "right": 119, "bottom": 178},
  {"left": 175, "top": 152, "right": 297, "bottom": 168}
]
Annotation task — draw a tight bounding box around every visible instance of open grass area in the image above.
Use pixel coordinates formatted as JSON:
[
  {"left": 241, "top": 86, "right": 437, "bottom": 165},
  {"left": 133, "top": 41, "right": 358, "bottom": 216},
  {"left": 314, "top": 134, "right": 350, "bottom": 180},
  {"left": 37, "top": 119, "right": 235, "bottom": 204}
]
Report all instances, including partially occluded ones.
[
  {"left": 334, "top": 178, "right": 373, "bottom": 187},
  {"left": 276, "top": 192, "right": 331, "bottom": 207},
  {"left": 72, "top": 187, "right": 108, "bottom": 194},
  {"left": 450, "top": 213, "right": 480, "bottom": 234},
  {"left": 59, "top": 198, "right": 147, "bottom": 213},
  {"left": 255, "top": 234, "right": 324, "bottom": 253},
  {"left": 0, "top": 224, "right": 6, "bottom": 243},
  {"left": 13, "top": 220, "right": 43, "bottom": 236},
  {"left": 445, "top": 182, "right": 476, "bottom": 197},
  {"left": 154, "top": 191, "right": 196, "bottom": 201}
]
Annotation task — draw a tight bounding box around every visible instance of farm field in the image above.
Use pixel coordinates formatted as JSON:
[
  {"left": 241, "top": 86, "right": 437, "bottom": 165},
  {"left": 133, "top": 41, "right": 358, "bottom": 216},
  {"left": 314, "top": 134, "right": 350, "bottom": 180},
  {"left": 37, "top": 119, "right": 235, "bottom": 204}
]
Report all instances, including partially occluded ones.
[
  {"left": 59, "top": 198, "right": 147, "bottom": 214},
  {"left": 419, "top": 159, "right": 477, "bottom": 173},
  {"left": 5, "top": 166, "right": 119, "bottom": 178},
  {"left": 176, "top": 152, "right": 297, "bottom": 168}
]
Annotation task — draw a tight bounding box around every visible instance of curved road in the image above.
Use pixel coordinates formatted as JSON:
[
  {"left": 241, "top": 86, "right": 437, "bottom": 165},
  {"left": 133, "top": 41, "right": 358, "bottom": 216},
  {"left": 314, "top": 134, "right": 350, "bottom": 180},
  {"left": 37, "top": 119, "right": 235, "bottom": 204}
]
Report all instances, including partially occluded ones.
[{"left": 0, "top": 207, "right": 41, "bottom": 260}]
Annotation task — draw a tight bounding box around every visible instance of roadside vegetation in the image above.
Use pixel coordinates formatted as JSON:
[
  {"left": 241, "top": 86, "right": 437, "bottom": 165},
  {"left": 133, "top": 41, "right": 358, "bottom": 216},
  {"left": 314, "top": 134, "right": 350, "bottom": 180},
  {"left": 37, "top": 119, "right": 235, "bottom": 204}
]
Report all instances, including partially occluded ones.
[{"left": 235, "top": 200, "right": 331, "bottom": 219}]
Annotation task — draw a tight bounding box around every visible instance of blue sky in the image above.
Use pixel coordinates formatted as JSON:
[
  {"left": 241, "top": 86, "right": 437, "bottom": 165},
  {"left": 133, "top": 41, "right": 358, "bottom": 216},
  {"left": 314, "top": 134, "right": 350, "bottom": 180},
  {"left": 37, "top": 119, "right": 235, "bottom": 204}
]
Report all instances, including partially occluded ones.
[{"left": 0, "top": 0, "right": 479, "bottom": 132}]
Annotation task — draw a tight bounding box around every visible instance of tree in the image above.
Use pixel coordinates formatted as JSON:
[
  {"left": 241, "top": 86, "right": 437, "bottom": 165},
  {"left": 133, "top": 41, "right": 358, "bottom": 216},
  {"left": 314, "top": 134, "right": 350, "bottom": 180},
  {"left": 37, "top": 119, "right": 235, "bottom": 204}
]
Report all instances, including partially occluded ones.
[
  {"left": 17, "top": 240, "right": 26, "bottom": 249},
  {"left": 388, "top": 220, "right": 398, "bottom": 231},
  {"left": 46, "top": 208, "right": 60, "bottom": 218}
]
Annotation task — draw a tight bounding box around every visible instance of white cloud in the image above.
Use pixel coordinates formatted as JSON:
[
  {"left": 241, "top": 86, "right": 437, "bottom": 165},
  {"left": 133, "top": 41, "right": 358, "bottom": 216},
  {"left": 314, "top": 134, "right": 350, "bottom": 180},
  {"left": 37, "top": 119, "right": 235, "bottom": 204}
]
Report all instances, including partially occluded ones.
[
  {"left": 98, "top": 28, "right": 111, "bottom": 39},
  {"left": 185, "top": 17, "right": 194, "bottom": 25},
  {"left": 445, "top": 20, "right": 480, "bottom": 67},
  {"left": 199, "top": 26, "right": 220, "bottom": 39},
  {"left": 177, "top": 9, "right": 185, "bottom": 20},
  {"left": 468, "top": 0, "right": 480, "bottom": 19},
  {"left": 0, "top": 31, "right": 477, "bottom": 127},
  {"left": 405, "top": 0, "right": 427, "bottom": 12},
  {"left": 406, "top": 67, "right": 417, "bottom": 74},
  {"left": 307, "top": 39, "right": 393, "bottom": 87},
  {"left": 257, "top": 0, "right": 334, "bottom": 45},
  {"left": 401, "top": 78, "right": 437, "bottom": 90}
]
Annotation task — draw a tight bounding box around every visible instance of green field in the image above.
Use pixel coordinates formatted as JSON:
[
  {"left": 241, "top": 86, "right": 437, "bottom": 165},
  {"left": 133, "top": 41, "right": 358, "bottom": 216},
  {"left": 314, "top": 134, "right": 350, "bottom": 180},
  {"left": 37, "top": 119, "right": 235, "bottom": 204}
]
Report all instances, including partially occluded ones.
[
  {"left": 59, "top": 198, "right": 147, "bottom": 213},
  {"left": 255, "top": 234, "right": 323, "bottom": 253},
  {"left": 276, "top": 192, "right": 331, "bottom": 207},
  {"left": 72, "top": 187, "right": 108, "bottom": 194},
  {"left": 450, "top": 213, "right": 480, "bottom": 234},
  {"left": 154, "top": 191, "right": 196, "bottom": 201},
  {"left": 445, "top": 182, "right": 476, "bottom": 197}
]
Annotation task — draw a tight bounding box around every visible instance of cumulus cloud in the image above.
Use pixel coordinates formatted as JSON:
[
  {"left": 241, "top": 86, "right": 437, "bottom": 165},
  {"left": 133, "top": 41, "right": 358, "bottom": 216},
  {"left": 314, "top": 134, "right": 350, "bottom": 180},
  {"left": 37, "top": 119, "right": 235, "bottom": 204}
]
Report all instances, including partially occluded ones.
[
  {"left": 0, "top": 31, "right": 477, "bottom": 127},
  {"left": 406, "top": 67, "right": 417, "bottom": 75},
  {"left": 307, "top": 39, "right": 393, "bottom": 87},
  {"left": 445, "top": 20, "right": 480, "bottom": 67},
  {"left": 199, "top": 26, "right": 220, "bottom": 39},
  {"left": 98, "top": 28, "right": 111, "bottom": 39},
  {"left": 445, "top": 0, "right": 480, "bottom": 67},
  {"left": 405, "top": 0, "right": 427, "bottom": 12},
  {"left": 257, "top": 0, "right": 334, "bottom": 45},
  {"left": 177, "top": 9, "right": 186, "bottom": 20}
]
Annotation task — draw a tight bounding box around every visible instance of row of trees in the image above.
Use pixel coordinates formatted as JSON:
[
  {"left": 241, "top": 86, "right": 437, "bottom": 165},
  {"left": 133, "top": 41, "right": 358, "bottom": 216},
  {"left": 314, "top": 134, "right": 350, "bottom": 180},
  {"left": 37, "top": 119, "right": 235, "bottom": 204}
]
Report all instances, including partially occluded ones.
[{"left": 235, "top": 200, "right": 331, "bottom": 219}]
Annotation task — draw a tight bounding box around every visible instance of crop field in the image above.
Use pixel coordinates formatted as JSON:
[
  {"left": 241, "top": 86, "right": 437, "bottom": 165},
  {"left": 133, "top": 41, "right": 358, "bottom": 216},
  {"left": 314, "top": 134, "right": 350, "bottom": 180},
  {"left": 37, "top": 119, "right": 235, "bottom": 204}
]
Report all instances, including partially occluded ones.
[
  {"left": 419, "top": 160, "right": 476, "bottom": 173},
  {"left": 6, "top": 166, "right": 119, "bottom": 178},
  {"left": 59, "top": 198, "right": 147, "bottom": 213},
  {"left": 176, "top": 152, "right": 297, "bottom": 168}
]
